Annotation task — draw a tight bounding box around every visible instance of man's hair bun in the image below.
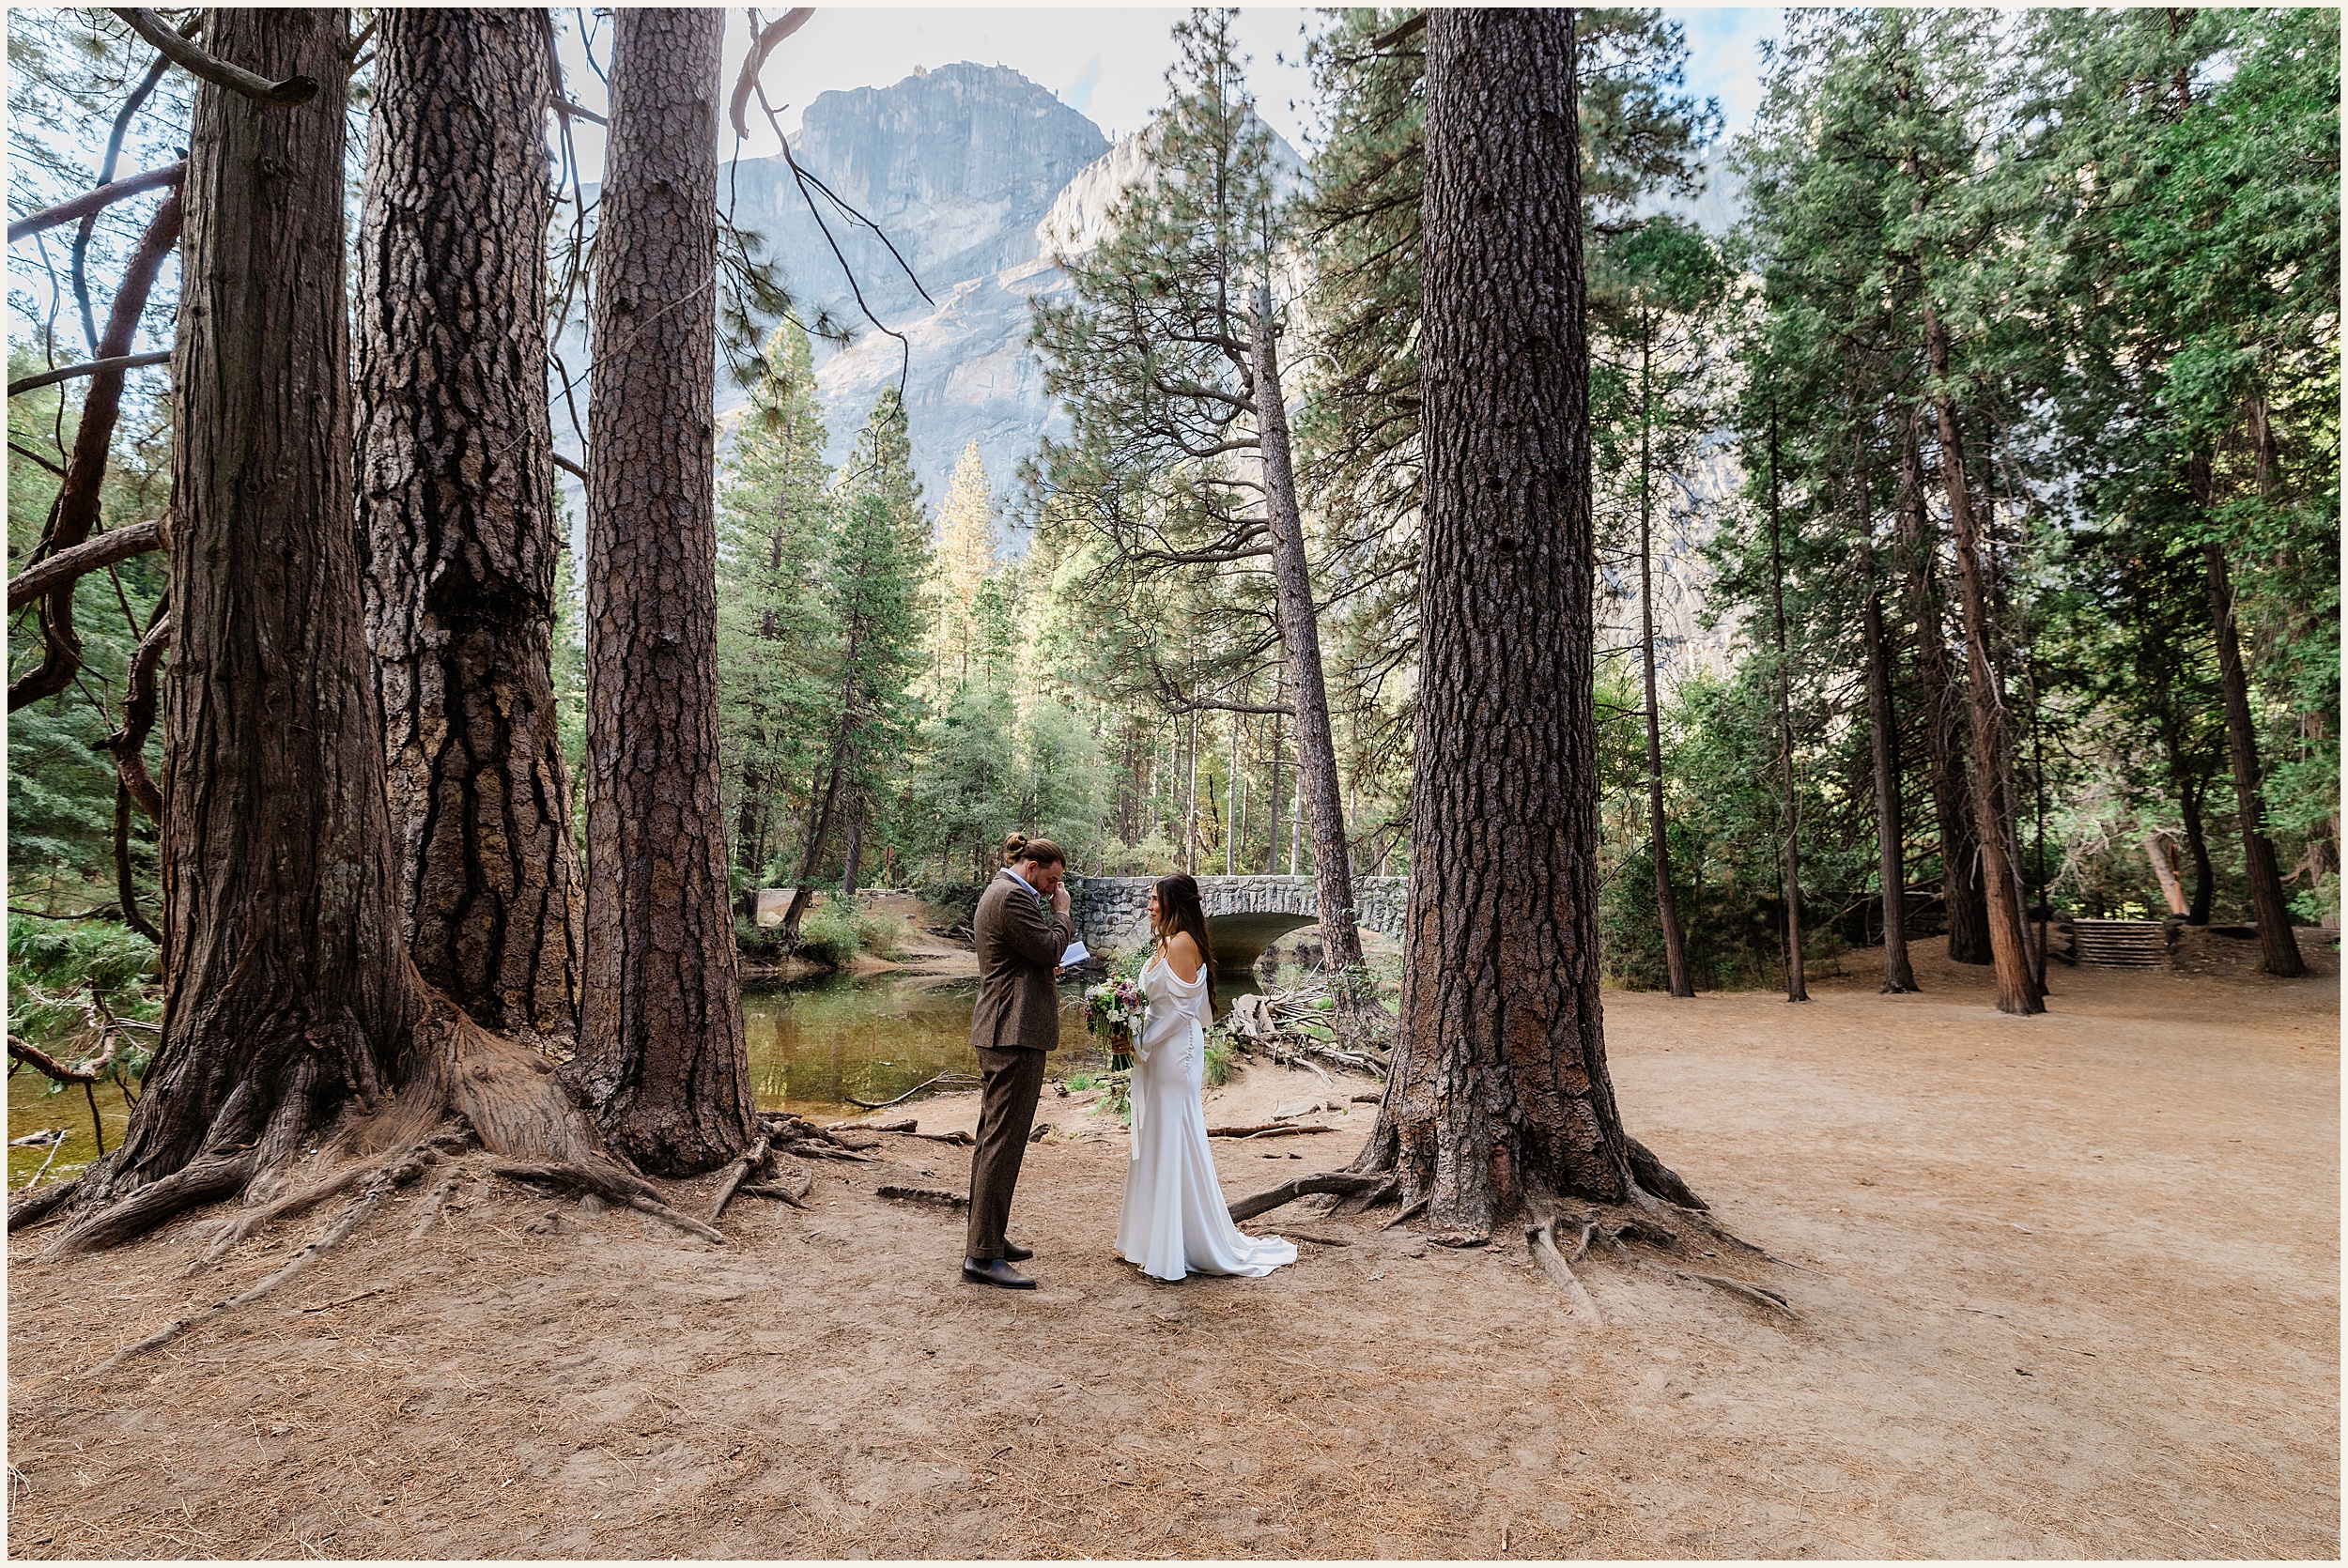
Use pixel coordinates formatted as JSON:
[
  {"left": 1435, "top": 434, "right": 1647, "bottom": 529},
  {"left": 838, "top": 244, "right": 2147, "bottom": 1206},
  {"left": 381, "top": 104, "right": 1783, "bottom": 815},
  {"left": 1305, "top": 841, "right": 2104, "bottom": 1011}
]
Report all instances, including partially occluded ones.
[{"left": 1002, "top": 832, "right": 1067, "bottom": 869}]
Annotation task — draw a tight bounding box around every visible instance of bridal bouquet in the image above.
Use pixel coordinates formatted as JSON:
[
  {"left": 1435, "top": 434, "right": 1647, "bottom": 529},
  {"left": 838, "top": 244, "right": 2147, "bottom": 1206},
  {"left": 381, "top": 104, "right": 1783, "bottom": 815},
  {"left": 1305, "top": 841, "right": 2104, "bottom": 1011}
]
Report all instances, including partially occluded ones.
[{"left": 1085, "top": 976, "right": 1147, "bottom": 1042}]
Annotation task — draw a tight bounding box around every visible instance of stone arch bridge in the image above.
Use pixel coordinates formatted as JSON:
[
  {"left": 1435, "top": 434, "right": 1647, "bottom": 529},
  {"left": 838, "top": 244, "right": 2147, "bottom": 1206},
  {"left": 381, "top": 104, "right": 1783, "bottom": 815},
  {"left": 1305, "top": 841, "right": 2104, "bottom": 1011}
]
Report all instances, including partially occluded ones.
[{"left": 1069, "top": 875, "right": 1408, "bottom": 976}]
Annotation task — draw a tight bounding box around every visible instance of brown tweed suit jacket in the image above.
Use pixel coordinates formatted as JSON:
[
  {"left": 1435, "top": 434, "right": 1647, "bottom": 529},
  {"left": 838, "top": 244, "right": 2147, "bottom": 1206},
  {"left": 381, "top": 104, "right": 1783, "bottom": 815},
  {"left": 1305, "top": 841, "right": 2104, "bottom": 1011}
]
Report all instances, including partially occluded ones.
[{"left": 970, "top": 870, "right": 1074, "bottom": 1053}]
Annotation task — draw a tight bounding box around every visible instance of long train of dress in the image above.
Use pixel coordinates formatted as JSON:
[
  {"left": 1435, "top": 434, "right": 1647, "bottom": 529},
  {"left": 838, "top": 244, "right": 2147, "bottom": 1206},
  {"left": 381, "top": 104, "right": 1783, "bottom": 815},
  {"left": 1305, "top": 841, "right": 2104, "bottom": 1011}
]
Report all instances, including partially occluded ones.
[{"left": 1115, "top": 953, "right": 1298, "bottom": 1283}]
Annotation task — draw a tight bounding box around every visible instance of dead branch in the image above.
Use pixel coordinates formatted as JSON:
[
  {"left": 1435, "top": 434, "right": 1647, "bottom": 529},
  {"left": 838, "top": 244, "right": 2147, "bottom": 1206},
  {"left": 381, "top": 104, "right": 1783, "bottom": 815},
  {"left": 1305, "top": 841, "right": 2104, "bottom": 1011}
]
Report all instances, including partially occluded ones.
[
  {"left": 727, "top": 7, "right": 814, "bottom": 139},
  {"left": 7, "top": 351, "right": 171, "bottom": 400},
  {"left": 1212, "top": 1123, "right": 1336, "bottom": 1140},
  {"left": 704, "top": 1135, "right": 771, "bottom": 1223},
  {"left": 113, "top": 8, "right": 319, "bottom": 106},
  {"left": 842, "top": 1072, "right": 978, "bottom": 1111},
  {"left": 7, "top": 161, "right": 183, "bottom": 245},
  {"left": 1228, "top": 1171, "right": 1383, "bottom": 1224},
  {"left": 13, "top": 187, "right": 181, "bottom": 714},
  {"left": 552, "top": 98, "right": 607, "bottom": 128},
  {"left": 875, "top": 1184, "right": 969, "bottom": 1210},
  {"left": 108, "top": 610, "right": 170, "bottom": 821},
  {"left": 1527, "top": 1219, "right": 1604, "bottom": 1327},
  {"left": 8, "top": 517, "right": 163, "bottom": 613},
  {"left": 487, "top": 1161, "right": 725, "bottom": 1243},
  {"left": 828, "top": 1116, "right": 915, "bottom": 1133},
  {"left": 8, "top": 1035, "right": 98, "bottom": 1084}
]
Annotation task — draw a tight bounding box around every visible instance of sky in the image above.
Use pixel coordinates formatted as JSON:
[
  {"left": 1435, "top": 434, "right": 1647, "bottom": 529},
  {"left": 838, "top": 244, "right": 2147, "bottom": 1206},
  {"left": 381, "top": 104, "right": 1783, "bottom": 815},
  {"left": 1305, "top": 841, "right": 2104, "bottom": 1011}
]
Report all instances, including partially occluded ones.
[{"left": 554, "top": 6, "right": 1784, "bottom": 171}]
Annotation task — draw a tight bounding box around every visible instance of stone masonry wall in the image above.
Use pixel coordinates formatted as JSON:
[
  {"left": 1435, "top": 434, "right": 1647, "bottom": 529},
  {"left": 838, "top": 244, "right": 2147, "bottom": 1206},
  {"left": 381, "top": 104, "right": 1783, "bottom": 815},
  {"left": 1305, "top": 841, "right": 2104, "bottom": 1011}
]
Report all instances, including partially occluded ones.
[{"left": 1068, "top": 875, "right": 1408, "bottom": 955}]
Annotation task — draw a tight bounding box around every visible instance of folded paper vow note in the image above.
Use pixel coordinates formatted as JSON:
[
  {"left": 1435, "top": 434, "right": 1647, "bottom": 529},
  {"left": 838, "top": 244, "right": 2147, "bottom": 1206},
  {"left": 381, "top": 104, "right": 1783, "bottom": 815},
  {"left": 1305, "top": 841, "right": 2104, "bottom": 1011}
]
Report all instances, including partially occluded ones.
[{"left": 1059, "top": 940, "right": 1091, "bottom": 966}]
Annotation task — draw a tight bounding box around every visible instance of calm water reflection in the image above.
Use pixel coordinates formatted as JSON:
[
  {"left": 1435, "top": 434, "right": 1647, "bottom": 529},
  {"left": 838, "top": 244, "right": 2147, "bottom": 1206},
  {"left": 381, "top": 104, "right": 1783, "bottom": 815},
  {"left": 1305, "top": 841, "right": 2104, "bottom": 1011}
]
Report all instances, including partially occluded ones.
[{"left": 743, "top": 971, "right": 1111, "bottom": 1115}]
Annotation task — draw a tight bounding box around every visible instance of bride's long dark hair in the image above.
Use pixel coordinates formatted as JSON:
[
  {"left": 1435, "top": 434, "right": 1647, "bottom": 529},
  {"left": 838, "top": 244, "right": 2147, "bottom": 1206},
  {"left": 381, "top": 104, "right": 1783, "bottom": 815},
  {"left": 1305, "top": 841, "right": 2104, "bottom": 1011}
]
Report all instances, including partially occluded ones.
[{"left": 1151, "top": 873, "right": 1218, "bottom": 995}]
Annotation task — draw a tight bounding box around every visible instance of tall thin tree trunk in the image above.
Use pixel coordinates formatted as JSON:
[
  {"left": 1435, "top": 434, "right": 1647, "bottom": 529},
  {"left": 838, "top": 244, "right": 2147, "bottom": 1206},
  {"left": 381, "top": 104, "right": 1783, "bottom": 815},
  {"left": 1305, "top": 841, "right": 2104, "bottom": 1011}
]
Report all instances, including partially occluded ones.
[
  {"left": 1637, "top": 320, "right": 1692, "bottom": 997},
  {"left": 1265, "top": 678, "right": 1284, "bottom": 875},
  {"left": 1254, "top": 293, "right": 1374, "bottom": 1033},
  {"left": 571, "top": 7, "right": 755, "bottom": 1173},
  {"left": 1225, "top": 700, "right": 1240, "bottom": 877},
  {"left": 841, "top": 792, "right": 865, "bottom": 898},
  {"left": 2180, "top": 771, "right": 2216, "bottom": 925},
  {"left": 1768, "top": 409, "right": 1810, "bottom": 1004},
  {"left": 1359, "top": 8, "right": 1666, "bottom": 1241},
  {"left": 1924, "top": 307, "right": 2044, "bottom": 1015},
  {"left": 359, "top": 8, "right": 581, "bottom": 1043},
  {"left": 1861, "top": 536, "right": 1918, "bottom": 992},
  {"left": 1898, "top": 416, "right": 1990, "bottom": 962},
  {"left": 1184, "top": 705, "right": 1200, "bottom": 874},
  {"left": 2202, "top": 538, "right": 2306, "bottom": 976},
  {"left": 733, "top": 757, "right": 766, "bottom": 919}
]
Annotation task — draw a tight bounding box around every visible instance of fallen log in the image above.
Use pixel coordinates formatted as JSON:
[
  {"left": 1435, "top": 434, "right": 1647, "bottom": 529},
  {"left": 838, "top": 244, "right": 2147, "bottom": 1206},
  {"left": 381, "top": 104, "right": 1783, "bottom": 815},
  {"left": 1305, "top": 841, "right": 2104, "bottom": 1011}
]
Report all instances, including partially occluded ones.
[
  {"left": 876, "top": 1184, "right": 969, "bottom": 1210},
  {"left": 1227, "top": 1172, "right": 1383, "bottom": 1224},
  {"left": 1208, "top": 1122, "right": 1335, "bottom": 1140}
]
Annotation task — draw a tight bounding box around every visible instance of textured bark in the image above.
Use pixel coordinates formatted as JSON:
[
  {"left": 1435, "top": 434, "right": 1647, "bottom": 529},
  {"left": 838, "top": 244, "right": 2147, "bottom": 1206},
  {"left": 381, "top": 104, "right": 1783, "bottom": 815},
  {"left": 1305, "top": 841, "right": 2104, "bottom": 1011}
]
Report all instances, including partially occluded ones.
[
  {"left": 1861, "top": 537, "right": 1918, "bottom": 992},
  {"left": 1250, "top": 291, "right": 1371, "bottom": 1019},
  {"left": 1636, "top": 325, "right": 1692, "bottom": 997},
  {"left": 2203, "top": 543, "right": 2306, "bottom": 976},
  {"left": 1896, "top": 416, "right": 1989, "bottom": 962},
  {"left": 358, "top": 8, "right": 582, "bottom": 1042},
  {"left": 1765, "top": 413, "right": 1809, "bottom": 1004},
  {"left": 2179, "top": 771, "right": 2216, "bottom": 925},
  {"left": 66, "top": 8, "right": 416, "bottom": 1234},
  {"left": 570, "top": 8, "right": 755, "bottom": 1176},
  {"left": 1924, "top": 309, "right": 2044, "bottom": 1015},
  {"left": 9, "top": 188, "right": 181, "bottom": 712},
  {"left": 1362, "top": 8, "right": 1638, "bottom": 1242}
]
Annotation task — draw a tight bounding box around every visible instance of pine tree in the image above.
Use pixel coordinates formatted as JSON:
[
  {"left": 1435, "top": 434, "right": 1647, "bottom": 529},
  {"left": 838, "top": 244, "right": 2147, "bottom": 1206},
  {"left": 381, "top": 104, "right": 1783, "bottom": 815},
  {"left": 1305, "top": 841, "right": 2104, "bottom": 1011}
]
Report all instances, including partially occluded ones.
[{"left": 934, "top": 440, "right": 998, "bottom": 688}]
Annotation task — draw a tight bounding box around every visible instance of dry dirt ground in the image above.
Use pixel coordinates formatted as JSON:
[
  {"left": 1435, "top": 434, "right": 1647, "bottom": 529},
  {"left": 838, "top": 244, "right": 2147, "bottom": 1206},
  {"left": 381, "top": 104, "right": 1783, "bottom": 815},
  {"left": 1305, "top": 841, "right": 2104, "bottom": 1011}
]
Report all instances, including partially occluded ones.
[{"left": 8, "top": 939, "right": 2338, "bottom": 1559}]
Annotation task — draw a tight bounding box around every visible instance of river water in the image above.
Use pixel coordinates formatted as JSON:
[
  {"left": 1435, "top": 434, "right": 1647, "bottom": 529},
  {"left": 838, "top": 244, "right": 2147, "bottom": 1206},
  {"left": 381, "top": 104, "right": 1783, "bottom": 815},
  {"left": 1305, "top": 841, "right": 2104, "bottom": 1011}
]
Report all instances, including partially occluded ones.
[
  {"left": 7, "top": 972, "right": 1123, "bottom": 1186},
  {"left": 743, "top": 971, "right": 1115, "bottom": 1116}
]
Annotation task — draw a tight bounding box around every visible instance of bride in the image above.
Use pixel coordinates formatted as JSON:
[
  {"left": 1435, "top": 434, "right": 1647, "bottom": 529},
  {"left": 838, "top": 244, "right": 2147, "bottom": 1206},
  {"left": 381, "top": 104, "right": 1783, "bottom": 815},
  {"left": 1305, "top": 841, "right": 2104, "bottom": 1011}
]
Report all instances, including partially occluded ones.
[{"left": 1115, "top": 873, "right": 1298, "bottom": 1284}]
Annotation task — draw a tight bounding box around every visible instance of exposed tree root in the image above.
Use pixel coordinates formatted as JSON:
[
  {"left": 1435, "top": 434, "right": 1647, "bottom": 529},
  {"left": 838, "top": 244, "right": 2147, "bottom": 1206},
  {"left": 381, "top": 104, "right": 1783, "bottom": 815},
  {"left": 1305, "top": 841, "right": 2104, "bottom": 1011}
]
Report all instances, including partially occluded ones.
[
  {"left": 1625, "top": 1135, "right": 1707, "bottom": 1211},
  {"left": 487, "top": 1161, "right": 725, "bottom": 1243},
  {"left": 408, "top": 1173, "right": 464, "bottom": 1238},
  {"left": 8, "top": 1176, "right": 83, "bottom": 1233},
  {"left": 1525, "top": 1219, "right": 1603, "bottom": 1327},
  {"left": 1381, "top": 1194, "right": 1430, "bottom": 1230},
  {"left": 1227, "top": 1171, "right": 1383, "bottom": 1224},
  {"left": 1676, "top": 1268, "right": 1800, "bottom": 1320},
  {"left": 193, "top": 1137, "right": 447, "bottom": 1269},
  {"left": 85, "top": 1152, "right": 428, "bottom": 1377},
  {"left": 704, "top": 1136, "right": 771, "bottom": 1223},
  {"left": 738, "top": 1163, "right": 812, "bottom": 1208}
]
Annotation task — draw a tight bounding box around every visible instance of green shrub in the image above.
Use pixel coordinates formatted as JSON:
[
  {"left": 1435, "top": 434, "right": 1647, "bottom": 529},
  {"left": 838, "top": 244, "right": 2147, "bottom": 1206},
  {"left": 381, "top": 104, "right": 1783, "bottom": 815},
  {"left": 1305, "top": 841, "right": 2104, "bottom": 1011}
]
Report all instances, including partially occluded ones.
[
  {"left": 1202, "top": 1031, "right": 1235, "bottom": 1087},
  {"left": 856, "top": 908, "right": 908, "bottom": 959},
  {"left": 796, "top": 899, "right": 863, "bottom": 966}
]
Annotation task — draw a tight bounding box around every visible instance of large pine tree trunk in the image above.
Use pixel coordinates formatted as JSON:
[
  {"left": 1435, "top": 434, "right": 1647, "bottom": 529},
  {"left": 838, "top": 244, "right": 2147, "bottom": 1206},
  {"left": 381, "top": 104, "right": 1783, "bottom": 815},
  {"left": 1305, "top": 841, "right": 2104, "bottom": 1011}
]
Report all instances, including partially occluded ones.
[
  {"left": 56, "top": 8, "right": 595, "bottom": 1254},
  {"left": 1250, "top": 291, "right": 1373, "bottom": 1026},
  {"left": 1637, "top": 326, "right": 1693, "bottom": 997},
  {"left": 358, "top": 8, "right": 581, "bottom": 1043},
  {"left": 1766, "top": 413, "right": 1810, "bottom": 1004},
  {"left": 569, "top": 7, "right": 756, "bottom": 1174},
  {"left": 75, "top": 9, "right": 414, "bottom": 1236},
  {"left": 1897, "top": 417, "right": 1990, "bottom": 963},
  {"left": 2203, "top": 543, "right": 2306, "bottom": 976},
  {"left": 1924, "top": 310, "right": 2044, "bottom": 1015},
  {"left": 1357, "top": 8, "right": 1650, "bottom": 1242}
]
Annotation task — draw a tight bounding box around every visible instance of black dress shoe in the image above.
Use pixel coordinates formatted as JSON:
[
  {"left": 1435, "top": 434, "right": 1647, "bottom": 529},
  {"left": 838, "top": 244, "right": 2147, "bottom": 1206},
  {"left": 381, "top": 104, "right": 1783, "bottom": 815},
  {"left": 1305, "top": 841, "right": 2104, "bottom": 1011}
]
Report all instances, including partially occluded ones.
[
  {"left": 1001, "top": 1239, "right": 1034, "bottom": 1263},
  {"left": 963, "top": 1256, "right": 1037, "bottom": 1289}
]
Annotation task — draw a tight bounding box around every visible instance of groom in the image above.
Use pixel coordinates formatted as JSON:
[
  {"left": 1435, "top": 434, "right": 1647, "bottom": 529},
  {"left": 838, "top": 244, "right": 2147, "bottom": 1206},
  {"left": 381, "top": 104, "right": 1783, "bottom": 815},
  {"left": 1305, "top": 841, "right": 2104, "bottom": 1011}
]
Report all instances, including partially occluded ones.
[{"left": 962, "top": 834, "right": 1074, "bottom": 1289}]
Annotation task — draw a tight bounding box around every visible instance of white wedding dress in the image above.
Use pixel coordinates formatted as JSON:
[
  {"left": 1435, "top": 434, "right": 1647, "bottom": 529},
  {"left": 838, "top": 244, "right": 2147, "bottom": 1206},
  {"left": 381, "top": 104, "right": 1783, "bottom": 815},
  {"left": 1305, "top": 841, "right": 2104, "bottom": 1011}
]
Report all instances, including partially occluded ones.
[{"left": 1115, "top": 951, "right": 1298, "bottom": 1283}]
